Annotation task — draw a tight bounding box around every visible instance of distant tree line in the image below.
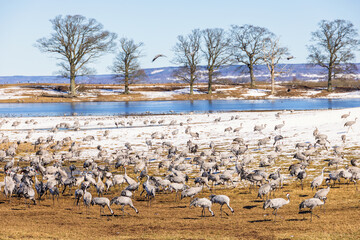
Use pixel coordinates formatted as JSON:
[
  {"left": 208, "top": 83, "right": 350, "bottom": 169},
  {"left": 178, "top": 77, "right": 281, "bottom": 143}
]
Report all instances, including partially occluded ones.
[{"left": 36, "top": 15, "right": 360, "bottom": 96}]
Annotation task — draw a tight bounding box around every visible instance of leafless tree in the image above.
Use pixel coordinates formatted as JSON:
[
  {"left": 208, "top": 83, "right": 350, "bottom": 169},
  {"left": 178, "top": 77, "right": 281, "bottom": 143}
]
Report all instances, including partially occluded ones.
[
  {"left": 111, "top": 37, "right": 146, "bottom": 94},
  {"left": 261, "top": 36, "right": 290, "bottom": 94},
  {"left": 35, "top": 15, "right": 116, "bottom": 96},
  {"left": 308, "top": 19, "right": 360, "bottom": 91},
  {"left": 230, "top": 24, "right": 274, "bottom": 88},
  {"left": 172, "top": 29, "right": 202, "bottom": 95},
  {"left": 202, "top": 28, "right": 231, "bottom": 94}
]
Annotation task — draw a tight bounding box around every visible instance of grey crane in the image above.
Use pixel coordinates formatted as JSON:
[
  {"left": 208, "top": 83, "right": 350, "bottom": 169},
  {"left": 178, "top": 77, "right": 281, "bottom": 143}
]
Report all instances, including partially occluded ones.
[
  {"left": 91, "top": 197, "right": 114, "bottom": 216},
  {"left": 274, "top": 121, "right": 285, "bottom": 132},
  {"left": 296, "top": 169, "right": 307, "bottom": 190},
  {"left": 263, "top": 193, "right": 290, "bottom": 222},
  {"left": 299, "top": 197, "right": 326, "bottom": 221},
  {"left": 314, "top": 181, "right": 330, "bottom": 212},
  {"left": 4, "top": 158, "right": 14, "bottom": 173},
  {"left": 273, "top": 135, "right": 283, "bottom": 146},
  {"left": 74, "top": 188, "right": 84, "bottom": 206},
  {"left": 311, "top": 167, "right": 326, "bottom": 190},
  {"left": 341, "top": 111, "right": 350, "bottom": 119},
  {"left": 83, "top": 189, "right": 92, "bottom": 214},
  {"left": 344, "top": 117, "right": 357, "bottom": 132},
  {"left": 209, "top": 194, "right": 234, "bottom": 217},
  {"left": 169, "top": 182, "right": 187, "bottom": 201},
  {"left": 142, "top": 175, "right": 156, "bottom": 206},
  {"left": 189, "top": 198, "right": 215, "bottom": 217},
  {"left": 254, "top": 124, "right": 267, "bottom": 133},
  {"left": 258, "top": 183, "right": 275, "bottom": 201},
  {"left": 110, "top": 196, "right": 139, "bottom": 216},
  {"left": 121, "top": 189, "right": 133, "bottom": 198},
  {"left": 49, "top": 187, "right": 59, "bottom": 205},
  {"left": 181, "top": 186, "right": 203, "bottom": 201},
  {"left": 95, "top": 176, "right": 105, "bottom": 197}
]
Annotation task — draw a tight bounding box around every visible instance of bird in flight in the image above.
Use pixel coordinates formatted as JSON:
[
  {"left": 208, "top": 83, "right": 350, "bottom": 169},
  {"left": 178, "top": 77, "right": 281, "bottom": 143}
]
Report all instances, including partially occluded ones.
[{"left": 152, "top": 54, "right": 166, "bottom": 62}]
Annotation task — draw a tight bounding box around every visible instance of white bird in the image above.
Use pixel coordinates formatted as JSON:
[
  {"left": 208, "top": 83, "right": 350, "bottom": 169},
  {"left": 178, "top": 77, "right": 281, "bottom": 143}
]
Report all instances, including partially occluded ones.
[
  {"left": 263, "top": 193, "right": 290, "bottom": 222},
  {"left": 311, "top": 167, "right": 325, "bottom": 190},
  {"left": 110, "top": 196, "right": 139, "bottom": 216},
  {"left": 209, "top": 194, "right": 234, "bottom": 217},
  {"left": 91, "top": 197, "right": 114, "bottom": 216},
  {"left": 189, "top": 198, "right": 214, "bottom": 217}
]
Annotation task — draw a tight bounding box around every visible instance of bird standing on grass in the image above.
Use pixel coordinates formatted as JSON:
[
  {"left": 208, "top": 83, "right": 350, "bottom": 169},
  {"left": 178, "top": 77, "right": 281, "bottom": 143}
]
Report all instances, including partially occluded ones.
[{"left": 263, "top": 193, "right": 290, "bottom": 222}]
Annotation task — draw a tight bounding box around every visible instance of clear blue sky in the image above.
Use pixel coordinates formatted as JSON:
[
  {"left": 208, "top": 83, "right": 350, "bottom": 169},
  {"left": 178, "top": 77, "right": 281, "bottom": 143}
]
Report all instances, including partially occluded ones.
[{"left": 0, "top": 0, "right": 359, "bottom": 76}]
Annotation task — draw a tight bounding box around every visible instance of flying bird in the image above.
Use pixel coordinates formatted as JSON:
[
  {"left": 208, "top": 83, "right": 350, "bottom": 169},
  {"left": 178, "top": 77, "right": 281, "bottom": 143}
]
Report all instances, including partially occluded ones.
[
  {"left": 286, "top": 56, "right": 294, "bottom": 60},
  {"left": 152, "top": 54, "right": 166, "bottom": 62}
]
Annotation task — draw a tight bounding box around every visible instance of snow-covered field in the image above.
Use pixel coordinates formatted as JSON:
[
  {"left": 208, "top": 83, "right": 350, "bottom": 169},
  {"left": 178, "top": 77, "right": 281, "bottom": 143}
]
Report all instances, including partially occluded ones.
[{"left": 2, "top": 107, "right": 359, "bottom": 183}]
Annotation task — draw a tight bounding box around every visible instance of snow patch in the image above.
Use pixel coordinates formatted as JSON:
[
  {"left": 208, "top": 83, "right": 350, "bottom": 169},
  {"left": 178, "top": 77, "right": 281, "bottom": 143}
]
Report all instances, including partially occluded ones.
[
  {"left": 150, "top": 69, "right": 164, "bottom": 75},
  {"left": 242, "top": 89, "right": 269, "bottom": 97}
]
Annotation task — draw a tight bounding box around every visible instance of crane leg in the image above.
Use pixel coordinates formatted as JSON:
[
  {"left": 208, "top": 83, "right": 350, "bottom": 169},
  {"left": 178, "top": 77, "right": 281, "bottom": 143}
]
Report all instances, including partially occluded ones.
[{"left": 274, "top": 209, "right": 277, "bottom": 222}]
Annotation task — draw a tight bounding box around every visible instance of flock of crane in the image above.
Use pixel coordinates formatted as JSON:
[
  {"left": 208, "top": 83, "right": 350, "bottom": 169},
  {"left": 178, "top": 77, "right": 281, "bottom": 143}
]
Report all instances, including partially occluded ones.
[{"left": 0, "top": 108, "right": 359, "bottom": 223}]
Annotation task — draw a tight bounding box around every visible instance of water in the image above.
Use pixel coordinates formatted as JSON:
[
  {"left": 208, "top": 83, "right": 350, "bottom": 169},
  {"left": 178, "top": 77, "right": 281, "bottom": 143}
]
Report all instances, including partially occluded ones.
[{"left": 1, "top": 98, "right": 360, "bottom": 117}]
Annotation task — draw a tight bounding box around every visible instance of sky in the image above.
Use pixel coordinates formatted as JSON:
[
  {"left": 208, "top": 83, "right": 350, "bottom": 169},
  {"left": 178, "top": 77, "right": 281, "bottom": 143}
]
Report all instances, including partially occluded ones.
[{"left": 0, "top": 0, "right": 359, "bottom": 76}]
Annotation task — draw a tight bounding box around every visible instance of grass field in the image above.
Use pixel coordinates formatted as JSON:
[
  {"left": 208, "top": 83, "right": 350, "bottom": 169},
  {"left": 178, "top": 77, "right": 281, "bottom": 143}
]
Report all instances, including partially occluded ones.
[{"left": 1, "top": 162, "right": 360, "bottom": 240}]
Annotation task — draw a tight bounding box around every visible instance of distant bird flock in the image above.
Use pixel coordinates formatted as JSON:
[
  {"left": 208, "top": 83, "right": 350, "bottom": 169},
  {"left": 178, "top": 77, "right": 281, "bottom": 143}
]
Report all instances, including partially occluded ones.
[{"left": 0, "top": 109, "right": 359, "bottom": 222}]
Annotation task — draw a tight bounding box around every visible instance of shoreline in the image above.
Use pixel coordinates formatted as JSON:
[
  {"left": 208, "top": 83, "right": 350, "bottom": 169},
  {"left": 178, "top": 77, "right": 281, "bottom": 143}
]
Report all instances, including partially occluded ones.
[{"left": 1, "top": 82, "right": 360, "bottom": 103}]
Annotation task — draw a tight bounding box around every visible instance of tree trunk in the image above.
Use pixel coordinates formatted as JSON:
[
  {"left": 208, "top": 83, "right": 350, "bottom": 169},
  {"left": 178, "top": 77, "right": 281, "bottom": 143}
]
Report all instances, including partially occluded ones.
[
  {"left": 190, "top": 82, "right": 194, "bottom": 95},
  {"left": 208, "top": 70, "right": 213, "bottom": 94},
  {"left": 124, "top": 71, "right": 129, "bottom": 94},
  {"left": 69, "top": 65, "right": 76, "bottom": 97},
  {"left": 271, "top": 67, "right": 275, "bottom": 95},
  {"left": 124, "top": 77, "right": 129, "bottom": 94},
  {"left": 249, "top": 65, "right": 255, "bottom": 88},
  {"left": 327, "top": 67, "right": 333, "bottom": 92}
]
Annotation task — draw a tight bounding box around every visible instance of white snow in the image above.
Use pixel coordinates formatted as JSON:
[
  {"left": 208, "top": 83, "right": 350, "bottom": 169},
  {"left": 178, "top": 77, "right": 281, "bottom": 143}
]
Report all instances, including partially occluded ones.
[
  {"left": 2, "top": 107, "right": 360, "bottom": 182},
  {"left": 242, "top": 89, "right": 269, "bottom": 97},
  {"left": 139, "top": 91, "right": 175, "bottom": 99},
  {"left": 173, "top": 87, "right": 204, "bottom": 95},
  {"left": 327, "top": 91, "right": 360, "bottom": 99},
  {"left": 150, "top": 69, "right": 164, "bottom": 75}
]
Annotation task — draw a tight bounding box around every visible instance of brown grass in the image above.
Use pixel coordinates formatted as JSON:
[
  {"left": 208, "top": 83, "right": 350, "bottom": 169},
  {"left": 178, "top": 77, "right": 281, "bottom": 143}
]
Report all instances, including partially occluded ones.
[
  {"left": 2, "top": 81, "right": 359, "bottom": 103},
  {"left": 0, "top": 153, "right": 360, "bottom": 239}
]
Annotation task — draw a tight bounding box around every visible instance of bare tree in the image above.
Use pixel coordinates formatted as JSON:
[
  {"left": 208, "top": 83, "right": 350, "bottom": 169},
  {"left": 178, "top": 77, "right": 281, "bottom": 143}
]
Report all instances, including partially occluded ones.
[
  {"left": 172, "top": 29, "right": 202, "bottom": 95},
  {"left": 111, "top": 38, "right": 146, "bottom": 94},
  {"left": 202, "top": 28, "right": 231, "bottom": 94},
  {"left": 261, "top": 36, "right": 290, "bottom": 94},
  {"left": 230, "top": 24, "right": 274, "bottom": 88},
  {"left": 308, "top": 19, "right": 360, "bottom": 91},
  {"left": 36, "top": 15, "right": 116, "bottom": 96}
]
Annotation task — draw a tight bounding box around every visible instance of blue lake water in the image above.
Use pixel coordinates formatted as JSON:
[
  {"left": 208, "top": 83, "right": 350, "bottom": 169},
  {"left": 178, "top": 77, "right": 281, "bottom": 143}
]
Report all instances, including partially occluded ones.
[{"left": 1, "top": 99, "right": 360, "bottom": 117}]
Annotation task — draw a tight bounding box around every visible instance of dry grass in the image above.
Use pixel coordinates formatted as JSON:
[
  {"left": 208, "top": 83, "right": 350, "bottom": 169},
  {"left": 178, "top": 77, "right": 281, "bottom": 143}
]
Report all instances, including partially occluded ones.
[
  {"left": 1, "top": 155, "right": 360, "bottom": 239},
  {"left": 2, "top": 81, "right": 358, "bottom": 103}
]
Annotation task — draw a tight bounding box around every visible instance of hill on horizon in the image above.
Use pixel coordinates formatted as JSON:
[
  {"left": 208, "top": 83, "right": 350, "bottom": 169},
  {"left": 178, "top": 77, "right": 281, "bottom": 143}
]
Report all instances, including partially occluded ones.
[{"left": 1, "top": 63, "right": 359, "bottom": 85}]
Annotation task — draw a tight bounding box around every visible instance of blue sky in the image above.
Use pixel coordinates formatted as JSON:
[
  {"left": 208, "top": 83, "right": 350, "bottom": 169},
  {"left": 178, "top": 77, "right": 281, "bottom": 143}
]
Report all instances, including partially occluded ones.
[{"left": 0, "top": 0, "right": 359, "bottom": 76}]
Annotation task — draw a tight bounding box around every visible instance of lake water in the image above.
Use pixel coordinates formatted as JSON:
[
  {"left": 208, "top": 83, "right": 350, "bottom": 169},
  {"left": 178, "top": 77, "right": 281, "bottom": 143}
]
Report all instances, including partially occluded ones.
[{"left": 1, "top": 99, "right": 360, "bottom": 117}]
